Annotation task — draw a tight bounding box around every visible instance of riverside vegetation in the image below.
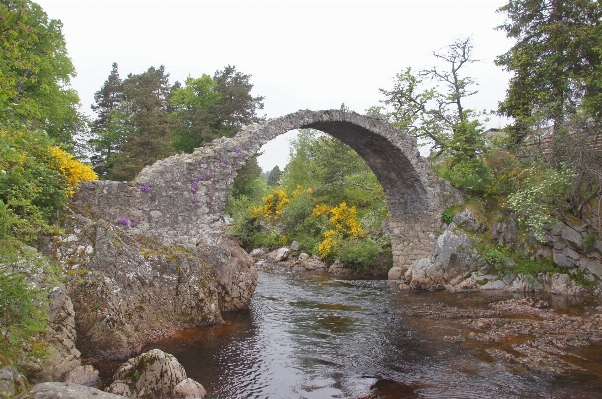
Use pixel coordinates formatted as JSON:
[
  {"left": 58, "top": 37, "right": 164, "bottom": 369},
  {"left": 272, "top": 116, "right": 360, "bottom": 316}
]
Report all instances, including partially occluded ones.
[{"left": 1, "top": 0, "right": 602, "bottom": 397}]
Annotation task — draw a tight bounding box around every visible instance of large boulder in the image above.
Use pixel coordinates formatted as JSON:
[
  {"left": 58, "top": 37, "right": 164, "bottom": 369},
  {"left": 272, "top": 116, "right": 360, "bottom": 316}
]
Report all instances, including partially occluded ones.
[
  {"left": 14, "top": 382, "right": 126, "bottom": 399},
  {"left": 405, "top": 224, "right": 480, "bottom": 290},
  {"left": 42, "top": 210, "right": 224, "bottom": 361},
  {"left": 106, "top": 349, "right": 206, "bottom": 399}
]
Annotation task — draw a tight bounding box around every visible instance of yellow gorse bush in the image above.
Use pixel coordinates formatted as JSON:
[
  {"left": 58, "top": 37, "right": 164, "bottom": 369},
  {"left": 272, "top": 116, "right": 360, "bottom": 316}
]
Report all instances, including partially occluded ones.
[
  {"left": 49, "top": 146, "right": 98, "bottom": 196},
  {"left": 252, "top": 187, "right": 290, "bottom": 219},
  {"left": 315, "top": 202, "right": 365, "bottom": 257}
]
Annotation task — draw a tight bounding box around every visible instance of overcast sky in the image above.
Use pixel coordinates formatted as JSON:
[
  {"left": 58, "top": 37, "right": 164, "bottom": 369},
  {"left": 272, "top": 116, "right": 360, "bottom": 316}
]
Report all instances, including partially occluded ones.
[{"left": 38, "top": 0, "right": 514, "bottom": 171}]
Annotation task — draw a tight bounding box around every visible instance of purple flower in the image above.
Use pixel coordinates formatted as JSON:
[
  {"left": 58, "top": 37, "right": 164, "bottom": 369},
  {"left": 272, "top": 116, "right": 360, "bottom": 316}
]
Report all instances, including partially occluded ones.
[
  {"left": 235, "top": 147, "right": 241, "bottom": 153},
  {"left": 129, "top": 219, "right": 137, "bottom": 227},
  {"left": 140, "top": 184, "right": 150, "bottom": 192},
  {"left": 117, "top": 218, "right": 129, "bottom": 227}
]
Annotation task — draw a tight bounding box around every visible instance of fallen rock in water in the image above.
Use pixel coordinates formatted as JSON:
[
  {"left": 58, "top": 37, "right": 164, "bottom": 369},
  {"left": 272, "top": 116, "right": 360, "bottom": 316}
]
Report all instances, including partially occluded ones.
[
  {"left": 266, "top": 247, "right": 292, "bottom": 263},
  {"left": 300, "top": 255, "right": 328, "bottom": 270},
  {"left": 14, "top": 382, "right": 126, "bottom": 398},
  {"left": 106, "top": 349, "right": 206, "bottom": 399}
]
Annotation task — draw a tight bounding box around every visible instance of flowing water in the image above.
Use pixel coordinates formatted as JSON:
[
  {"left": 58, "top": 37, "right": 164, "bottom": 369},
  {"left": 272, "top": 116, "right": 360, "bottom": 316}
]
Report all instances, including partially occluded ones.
[{"left": 95, "top": 264, "right": 602, "bottom": 398}]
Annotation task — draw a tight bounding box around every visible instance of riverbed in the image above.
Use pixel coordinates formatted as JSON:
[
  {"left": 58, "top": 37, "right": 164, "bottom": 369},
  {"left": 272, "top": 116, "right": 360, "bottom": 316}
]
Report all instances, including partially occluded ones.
[{"left": 95, "top": 264, "right": 602, "bottom": 398}]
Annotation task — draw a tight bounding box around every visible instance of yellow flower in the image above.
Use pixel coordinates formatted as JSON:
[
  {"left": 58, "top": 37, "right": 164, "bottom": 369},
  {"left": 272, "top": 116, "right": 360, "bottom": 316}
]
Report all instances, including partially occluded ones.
[{"left": 49, "top": 146, "right": 97, "bottom": 196}]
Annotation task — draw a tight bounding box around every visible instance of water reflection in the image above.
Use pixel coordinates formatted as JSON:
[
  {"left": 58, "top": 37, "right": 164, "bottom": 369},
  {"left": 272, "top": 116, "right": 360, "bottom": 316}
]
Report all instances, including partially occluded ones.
[{"left": 96, "top": 266, "right": 602, "bottom": 398}]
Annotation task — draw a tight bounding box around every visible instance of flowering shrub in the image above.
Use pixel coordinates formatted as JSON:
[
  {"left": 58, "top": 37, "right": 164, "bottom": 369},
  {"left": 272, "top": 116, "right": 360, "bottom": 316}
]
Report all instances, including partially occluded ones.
[
  {"left": 49, "top": 146, "right": 98, "bottom": 197},
  {"left": 252, "top": 188, "right": 290, "bottom": 220},
  {"left": 315, "top": 202, "right": 365, "bottom": 257},
  {"left": 508, "top": 166, "right": 574, "bottom": 242}
]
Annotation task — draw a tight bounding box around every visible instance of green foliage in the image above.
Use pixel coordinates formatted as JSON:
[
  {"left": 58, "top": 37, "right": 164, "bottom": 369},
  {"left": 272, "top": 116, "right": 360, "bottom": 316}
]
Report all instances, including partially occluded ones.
[
  {"left": 370, "top": 38, "right": 484, "bottom": 157},
  {"left": 511, "top": 257, "right": 560, "bottom": 276},
  {"left": 507, "top": 166, "right": 574, "bottom": 242},
  {"left": 170, "top": 74, "right": 221, "bottom": 153},
  {"left": 0, "top": 0, "right": 85, "bottom": 146},
  {"left": 231, "top": 156, "right": 264, "bottom": 198},
  {"left": 441, "top": 209, "right": 454, "bottom": 225},
  {"left": 336, "top": 238, "right": 381, "bottom": 271},
  {"left": 226, "top": 131, "right": 389, "bottom": 268},
  {"left": 481, "top": 247, "right": 509, "bottom": 271},
  {"left": 0, "top": 245, "right": 53, "bottom": 362},
  {"left": 496, "top": 0, "right": 602, "bottom": 142},
  {"left": 266, "top": 165, "right": 282, "bottom": 186},
  {"left": 583, "top": 232, "right": 597, "bottom": 253},
  {"left": 0, "top": 127, "right": 66, "bottom": 243}
]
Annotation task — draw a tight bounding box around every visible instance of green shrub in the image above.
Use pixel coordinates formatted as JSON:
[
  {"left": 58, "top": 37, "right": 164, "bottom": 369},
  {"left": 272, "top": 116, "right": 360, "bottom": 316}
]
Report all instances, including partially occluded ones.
[
  {"left": 441, "top": 209, "right": 454, "bottom": 225},
  {"left": 481, "top": 246, "right": 509, "bottom": 270},
  {"left": 507, "top": 166, "right": 574, "bottom": 243},
  {"left": 336, "top": 238, "right": 381, "bottom": 271}
]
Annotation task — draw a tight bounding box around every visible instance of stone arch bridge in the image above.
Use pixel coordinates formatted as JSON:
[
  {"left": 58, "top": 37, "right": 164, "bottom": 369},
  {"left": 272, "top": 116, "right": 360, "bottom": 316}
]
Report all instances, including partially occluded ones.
[{"left": 79, "top": 110, "right": 457, "bottom": 269}]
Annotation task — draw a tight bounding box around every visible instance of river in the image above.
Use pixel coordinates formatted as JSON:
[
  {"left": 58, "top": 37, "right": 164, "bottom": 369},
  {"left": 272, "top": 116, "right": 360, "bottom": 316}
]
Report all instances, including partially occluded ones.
[{"left": 95, "top": 264, "right": 602, "bottom": 398}]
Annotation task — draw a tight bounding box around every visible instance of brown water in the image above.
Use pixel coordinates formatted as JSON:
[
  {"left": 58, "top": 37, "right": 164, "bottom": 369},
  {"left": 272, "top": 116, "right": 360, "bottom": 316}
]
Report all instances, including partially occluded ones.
[{"left": 95, "top": 265, "right": 602, "bottom": 398}]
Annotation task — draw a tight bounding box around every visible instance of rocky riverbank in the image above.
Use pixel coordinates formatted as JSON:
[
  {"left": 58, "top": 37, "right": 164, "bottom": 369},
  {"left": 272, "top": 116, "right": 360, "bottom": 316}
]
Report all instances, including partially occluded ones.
[{"left": 400, "top": 296, "right": 602, "bottom": 375}]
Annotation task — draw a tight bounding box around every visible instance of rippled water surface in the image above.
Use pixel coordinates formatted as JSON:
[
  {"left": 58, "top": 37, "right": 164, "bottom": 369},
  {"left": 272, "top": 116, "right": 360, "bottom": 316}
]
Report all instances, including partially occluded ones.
[{"left": 96, "top": 265, "right": 602, "bottom": 398}]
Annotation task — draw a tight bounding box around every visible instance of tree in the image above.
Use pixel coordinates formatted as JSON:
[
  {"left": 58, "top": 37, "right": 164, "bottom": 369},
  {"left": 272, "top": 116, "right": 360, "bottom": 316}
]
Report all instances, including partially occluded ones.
[
  {"left": 0, "top": 0, "right": 85, "bottom": 146},
  {"left": 369, "top": 37, "right": 484, "bottom": 159},
  {"left": 266, "top": 165, "right": 282, "bottom": 186},
  {"left": 108, "top": 66, "right": 176, "bottom": 181},
  {"left": 496, "top": 0, "right": 602, "bottom": 142},
  {"left": 211, "top": 65, "right": 265, "bottom": 138},
  {"left": 231, "top": 155, "right": 263, "bottom": 198},
  {"left": 89, "top": 63, "right": 127, "bottom": 176},
  {"left": 171, "top": 65, "right": 265, "bottom": 153},
  {"left": 170, "top": 74, "right": 221, "bottom": 152}
]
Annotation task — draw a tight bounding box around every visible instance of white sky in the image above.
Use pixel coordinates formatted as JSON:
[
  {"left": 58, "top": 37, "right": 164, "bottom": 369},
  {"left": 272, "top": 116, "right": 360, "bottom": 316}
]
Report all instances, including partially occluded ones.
[{"left": 37, "top": 0, "right": 514, "bottom": 172}]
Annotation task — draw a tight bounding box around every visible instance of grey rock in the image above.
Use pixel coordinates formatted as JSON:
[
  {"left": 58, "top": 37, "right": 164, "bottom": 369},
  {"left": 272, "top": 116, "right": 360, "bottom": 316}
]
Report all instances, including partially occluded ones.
[
  {"left": 14, "top": 382, "right": 126, "bottom": 399},
  {"left": 267, "top": 247, "right": 291, "bottom": 263},
  {"left": 510, "top": 274, "right": 542, "bottom": 292},
  {"left": 404, "top": 224, "right": 480, "bottom": 290},
  {"left": 452, "top": 209, "right": 483, "bottom": 232},
  {"left": 290, "top": 241, "right": 301, "bottom": 251},
  {"left": 388, "top": 266, "right": 404, "bottom": 280},
  {"left": 301, "top": 256, "right": 328, "bottom": 270},
  {"left": 553, "top": 247, "right": 577, "bottom": 268},
  {"left": 585, "top": 259, "right": 602, "bottom": 278},
  {"left": 63, "top": 365, "right": 99, "bottom": 386},
  {"left": 173, "top": 378, "right": 206, "bottom": 399},
  {"left": 560, "top": 225, "right": 583, "bottom": 249},
  {"left": 298, "top": 253, "right": 310, "bottom": 261},
  {"left": 249, "top": 248, "right": 266, "bottom": 258},
  {"left": 480, "top": 280, "right": 507, "bottom": 290},
  {"left": 42, "top": 211, "right": 229, "bottom": 361},
  {"left": 0, "top": 366, "right": 27, "bottom": 398},
  {"left": 106, "top": 349, "right": 205, "bottom": 399}
]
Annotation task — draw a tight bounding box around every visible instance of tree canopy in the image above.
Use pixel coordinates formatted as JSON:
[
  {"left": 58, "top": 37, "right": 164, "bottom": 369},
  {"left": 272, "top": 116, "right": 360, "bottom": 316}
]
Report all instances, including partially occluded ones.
[{"left": 0, "top": 0, "right": 84, "bottom": 146}]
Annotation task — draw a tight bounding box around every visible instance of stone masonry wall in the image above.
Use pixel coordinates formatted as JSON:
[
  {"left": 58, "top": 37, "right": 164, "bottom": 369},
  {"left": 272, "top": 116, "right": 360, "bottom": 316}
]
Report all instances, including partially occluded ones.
[{"left": 75, "top": 109, "right": 454, "bottom": 269}]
